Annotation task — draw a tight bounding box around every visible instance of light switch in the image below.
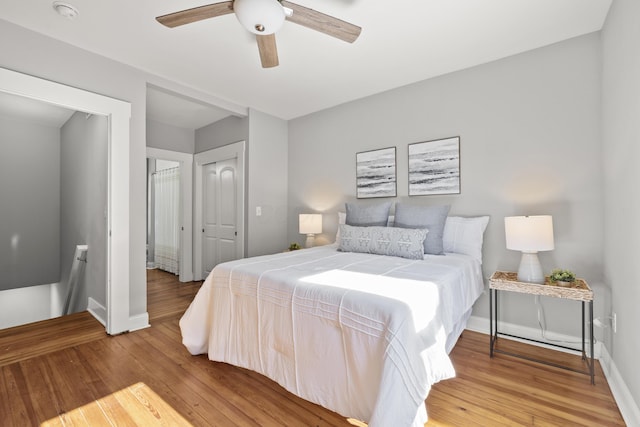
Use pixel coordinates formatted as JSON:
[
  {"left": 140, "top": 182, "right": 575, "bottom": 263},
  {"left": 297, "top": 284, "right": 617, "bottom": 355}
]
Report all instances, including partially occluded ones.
[{"left": 256, "top": 206, "right": 262, "bottom": 216}]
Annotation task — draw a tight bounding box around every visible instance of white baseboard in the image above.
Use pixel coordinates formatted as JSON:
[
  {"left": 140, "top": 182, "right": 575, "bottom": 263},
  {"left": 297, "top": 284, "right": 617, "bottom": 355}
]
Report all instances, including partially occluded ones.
[
  {"left": 87, "top": 297, "right": 106, "bottom": 326},
  {"left": 87, "top": 297, "right": 149, "bottom": 332},
  {"left": 598, "top": 344, "right": 640, "bottom": 426},
  {"left": 180, "top": 271, "right": 194, "bottom": 283},
  {"left": 128, "top": 312, "right": 150, "bottom": 332},
  {"left": 466, "top": 315, "right": 601, "bottom": 357},
  {"left": 466, "top": 315, "right": 639, "bottom": 426}
]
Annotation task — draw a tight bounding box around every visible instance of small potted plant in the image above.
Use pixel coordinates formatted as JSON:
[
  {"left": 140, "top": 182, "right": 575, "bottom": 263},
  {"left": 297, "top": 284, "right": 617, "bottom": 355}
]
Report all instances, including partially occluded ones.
[
  {"left": 288, "top": 242, "right": 301, "bottom": 251},
  {"left": 549, "top": 269, "right": 576, "bottom": 287}
]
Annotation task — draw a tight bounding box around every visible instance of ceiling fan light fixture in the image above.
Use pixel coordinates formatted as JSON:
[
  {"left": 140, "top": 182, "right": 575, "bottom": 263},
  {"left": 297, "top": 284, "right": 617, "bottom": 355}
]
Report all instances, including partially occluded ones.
[{"left": 234, "top": 0, "right": 285, "bottom": 35}]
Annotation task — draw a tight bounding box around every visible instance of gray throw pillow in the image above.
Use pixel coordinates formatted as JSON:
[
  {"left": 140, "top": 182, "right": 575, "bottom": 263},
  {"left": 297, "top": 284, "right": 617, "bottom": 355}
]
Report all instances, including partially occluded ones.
[
  {"left": 338, "top": 224, "right": 428, "bottom": 260},
  {"left": 345, "top": 202, "right": 393, "bottom": 227},
  {"left": 393, "top": 203, "right": 450, "bottom": 255}
]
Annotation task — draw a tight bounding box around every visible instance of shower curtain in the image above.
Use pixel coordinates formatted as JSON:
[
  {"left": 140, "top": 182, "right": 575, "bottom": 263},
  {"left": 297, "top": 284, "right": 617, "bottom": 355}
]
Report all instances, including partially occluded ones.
[{"left": 154, "top": 166, "right": 180, "bottom": 274}]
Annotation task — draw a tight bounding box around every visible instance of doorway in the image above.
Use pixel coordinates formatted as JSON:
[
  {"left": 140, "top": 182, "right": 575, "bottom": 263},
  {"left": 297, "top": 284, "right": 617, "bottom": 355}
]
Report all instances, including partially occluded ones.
[
  {"left": 146, "top": 147, "right": 194, "bottom": 282},
  {"left": 194, "top": 141, "right": 245, "bottom": 280},
  {"left": 149, "top": 159, "right": 180, "bottom": 274},
  {"left": 0, "top": 67, "right": 134, "bottom": 335}
]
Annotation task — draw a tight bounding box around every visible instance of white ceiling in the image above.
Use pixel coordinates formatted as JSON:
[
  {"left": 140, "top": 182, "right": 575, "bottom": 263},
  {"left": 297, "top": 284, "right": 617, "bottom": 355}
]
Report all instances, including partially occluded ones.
[
  {"left": 146, "top": 85, "right": 234, "bottom": 130},
  {"left": 1, "top": 0, "right": 612, "bottom": 125},
  {"left": 0, "top": 91, "right": 75, "bottom": 127}
]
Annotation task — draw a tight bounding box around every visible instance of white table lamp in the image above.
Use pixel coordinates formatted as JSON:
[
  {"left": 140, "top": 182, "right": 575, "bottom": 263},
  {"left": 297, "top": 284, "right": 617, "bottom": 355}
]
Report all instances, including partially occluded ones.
[
  {"left": 505, "top": 215, "right": 554, "bottom": 284},
  {"left": 299, "top": 214, "right": 322, "bottom": 248}
]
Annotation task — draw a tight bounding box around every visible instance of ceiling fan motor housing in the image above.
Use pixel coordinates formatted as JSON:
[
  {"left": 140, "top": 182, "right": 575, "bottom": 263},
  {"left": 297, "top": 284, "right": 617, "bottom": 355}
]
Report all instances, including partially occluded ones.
[
  {"left": 234, "top": 0, "right": 286, "bottom": 34},
  {"left": 156, "top": 1, "right": 361, "bottom": 68}
]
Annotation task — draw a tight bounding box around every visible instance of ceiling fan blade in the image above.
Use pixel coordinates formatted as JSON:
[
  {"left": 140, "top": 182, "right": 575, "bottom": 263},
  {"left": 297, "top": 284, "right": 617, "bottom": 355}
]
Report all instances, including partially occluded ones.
[
  {"left": 281, "top": 1, "right": 361, "bottom": 43},
  {"left": 256, "top": 34, "right": 279, "bottom": 68},
  {"left": 156, "top": 1, "right": 234, "bottom": 28}
]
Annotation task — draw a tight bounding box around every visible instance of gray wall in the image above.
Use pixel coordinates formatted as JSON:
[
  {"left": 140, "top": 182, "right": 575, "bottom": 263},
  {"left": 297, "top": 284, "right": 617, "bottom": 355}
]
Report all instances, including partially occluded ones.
[
  {"left": 247, "top": 108, "right": 288, "bottom": 256},
  {"left": 288, "top": 33, "right": 603, "bottom": 338},
  {"left": 195, "top": 115, "right": 248, "bottom": 153},
  {"left": 147, "top": 119, "right": 195, "bottom": 154},
  {"left": 0, "top": 19, "right": 242, "bottom": 319},
  {"left": 0, "top": 19, "right": 286, "bottom": 320},
  {"left": 0, "top": 19, "right": 147, "bottom": 319},
  {"left": 0, "top": 115, "right": 60, "bottom": 290},
  {"left": 195, "top": 111, "right": 288, "bottom": 257},
  {"left": 602, "top": 0, "right": 640, "bottom": 412},
  {"left": 60, "top": 112, "right": 108, "bottom": 312}
]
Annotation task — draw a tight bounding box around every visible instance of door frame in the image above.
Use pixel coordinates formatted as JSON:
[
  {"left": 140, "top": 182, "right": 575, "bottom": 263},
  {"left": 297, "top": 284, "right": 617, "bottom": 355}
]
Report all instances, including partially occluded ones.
[
  {"left": 146, "top": 147, "right": 194, "bottom": 282},
  {"left": 194, "top": 141, "right": 245, "bottom": 281},
  {"left": 0, "top": 67, "right": 133, "bottom": 335}
]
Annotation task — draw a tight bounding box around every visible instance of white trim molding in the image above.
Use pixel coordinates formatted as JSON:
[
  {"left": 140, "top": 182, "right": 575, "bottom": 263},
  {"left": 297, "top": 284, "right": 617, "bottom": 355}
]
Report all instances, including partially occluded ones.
[
  {"left": 128, "top": 313, "right": 151, "bottom": 332},
  {"left": 598, "top": 345, "right": 640, "bottom": 426},
  {"left": 87, "top": 297, "right": 106, "bottom": 327}
]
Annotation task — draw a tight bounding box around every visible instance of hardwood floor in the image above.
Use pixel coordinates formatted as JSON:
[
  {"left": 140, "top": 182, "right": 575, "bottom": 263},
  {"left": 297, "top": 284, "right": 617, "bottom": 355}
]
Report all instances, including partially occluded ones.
[
  {"left": 0, "top": 311, "right": 105, "bottom": 367},
  {"left": 0, "top": 269, "right": 625, "bottom": 426}
]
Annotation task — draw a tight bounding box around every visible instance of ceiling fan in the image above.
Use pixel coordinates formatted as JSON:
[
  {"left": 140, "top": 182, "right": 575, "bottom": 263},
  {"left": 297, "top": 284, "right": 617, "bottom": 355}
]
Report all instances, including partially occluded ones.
[{"left": 156, "top": 0, "right": 361, "bottom": 68}]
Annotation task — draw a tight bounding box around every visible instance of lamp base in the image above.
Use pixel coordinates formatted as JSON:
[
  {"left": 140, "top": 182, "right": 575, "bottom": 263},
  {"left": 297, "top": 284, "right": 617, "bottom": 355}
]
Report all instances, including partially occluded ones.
[
  {"left": 305, "top": 234, "right": 315, "bottom": 248},
  {"left": 517, "top": 252, "right": 544, "bottom": 284}
]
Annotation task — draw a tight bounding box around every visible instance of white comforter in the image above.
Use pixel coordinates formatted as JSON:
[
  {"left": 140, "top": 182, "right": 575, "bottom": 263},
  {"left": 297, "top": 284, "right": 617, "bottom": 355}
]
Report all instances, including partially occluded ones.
[{"left": 180, "top": 245, "right": 484, "bottom": 427}]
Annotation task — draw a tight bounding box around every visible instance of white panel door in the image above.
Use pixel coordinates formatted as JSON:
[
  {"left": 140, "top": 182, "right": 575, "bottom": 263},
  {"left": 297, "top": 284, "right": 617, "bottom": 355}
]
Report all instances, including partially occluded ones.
[
  {"left": 202, "top": 162, "right": 218, "bottom": 278},
  {"left": 217, "top": 160, "right": 238, "bottom": 264},
  {"left": 202, "top": 158, "right": 238, "bottom": 278}
]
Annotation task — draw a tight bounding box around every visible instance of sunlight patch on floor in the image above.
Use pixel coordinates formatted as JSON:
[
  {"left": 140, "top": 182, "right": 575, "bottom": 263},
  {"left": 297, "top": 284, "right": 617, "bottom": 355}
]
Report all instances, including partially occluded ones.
[{"left": 41, "top": 382, "right": 193, "bottom": 426}]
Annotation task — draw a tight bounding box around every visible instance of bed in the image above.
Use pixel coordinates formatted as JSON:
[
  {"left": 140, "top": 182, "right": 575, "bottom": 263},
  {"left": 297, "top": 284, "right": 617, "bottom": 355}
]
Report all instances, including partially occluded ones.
[{"left": 180, "top": 233, "right": 486, "bottom": 426}]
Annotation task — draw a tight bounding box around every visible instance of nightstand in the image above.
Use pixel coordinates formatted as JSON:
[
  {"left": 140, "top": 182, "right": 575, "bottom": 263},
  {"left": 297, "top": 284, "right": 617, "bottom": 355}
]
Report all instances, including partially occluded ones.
[{"left": 489, "top": 271, "right": 595, "bottom": 384}]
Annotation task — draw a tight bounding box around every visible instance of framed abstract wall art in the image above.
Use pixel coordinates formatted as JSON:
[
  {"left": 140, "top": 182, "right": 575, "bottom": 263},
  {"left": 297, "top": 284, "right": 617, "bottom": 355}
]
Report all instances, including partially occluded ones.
[
  {"left": 408, "top": 136, "right": 460, "bottom": 196},
  {"left": 356, "top": 147, "right": 397, "bottom": 198}
]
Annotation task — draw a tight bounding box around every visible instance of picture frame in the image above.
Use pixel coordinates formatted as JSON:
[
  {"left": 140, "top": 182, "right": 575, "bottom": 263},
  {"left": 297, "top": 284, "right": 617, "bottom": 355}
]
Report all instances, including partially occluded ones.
[
  {"left": 408, "top": 136, "right": 460, "bottom": 196},
  {"left": 356, "top": 147, "right": 397, "bottom": 199}
]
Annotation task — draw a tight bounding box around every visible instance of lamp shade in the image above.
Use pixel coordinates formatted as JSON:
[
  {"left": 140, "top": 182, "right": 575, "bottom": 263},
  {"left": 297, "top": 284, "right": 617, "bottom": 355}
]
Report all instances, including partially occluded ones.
[
  {"left": 234, "top": 0, "right": 285, "bottom": 35},
  {"left": 299, "top": 214, "right": 322, "bottom": 235},
  {"left": 505, "top": 215, "right": 554, "bottom": 252}
]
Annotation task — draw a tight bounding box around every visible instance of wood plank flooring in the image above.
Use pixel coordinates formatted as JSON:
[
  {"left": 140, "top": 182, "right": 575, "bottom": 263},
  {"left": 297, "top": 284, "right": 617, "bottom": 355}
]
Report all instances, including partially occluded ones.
[
  {"left": 0, "top": 311, "right": 106, "bottom": 367},
  {"left": 0, "top": 269, "right": 625, "bottom": 426}
]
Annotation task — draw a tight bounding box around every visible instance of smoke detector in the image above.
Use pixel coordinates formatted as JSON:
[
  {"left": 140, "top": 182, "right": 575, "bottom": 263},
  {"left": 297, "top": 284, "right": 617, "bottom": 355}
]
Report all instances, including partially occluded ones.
[{"left": 52, "top": 1, "right": 79, "bottom": 19}]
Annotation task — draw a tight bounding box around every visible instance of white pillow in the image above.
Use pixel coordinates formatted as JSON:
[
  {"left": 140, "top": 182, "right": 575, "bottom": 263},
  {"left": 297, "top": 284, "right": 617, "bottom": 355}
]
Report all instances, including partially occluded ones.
[{"left": 442, "top": 216, "right": 490, "bottom": 263}]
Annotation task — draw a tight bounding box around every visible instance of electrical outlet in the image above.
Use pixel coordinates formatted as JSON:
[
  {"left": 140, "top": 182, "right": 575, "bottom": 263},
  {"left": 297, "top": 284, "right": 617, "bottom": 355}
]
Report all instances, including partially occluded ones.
[{"left": 612, "top": 312, "right": 617, "bottom": 333}]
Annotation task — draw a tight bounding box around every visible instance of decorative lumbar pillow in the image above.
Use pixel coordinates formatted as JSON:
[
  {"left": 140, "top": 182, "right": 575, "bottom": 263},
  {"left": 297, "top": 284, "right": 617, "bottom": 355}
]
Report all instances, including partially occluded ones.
[
  {"left": 393, "top": 203, "right": 450, "bottom": 255},
  {"left": 345, "top": 202, "right": 393, "bottom": 227},
  {"left": 443, "top": 216, "right": 490, "bottom": 263},
  {"left": 336, "top": 211, "right": 394, "bottom": 244},
  {"left": 338, "top": 224, "right": 428, "bottom": 260}
]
